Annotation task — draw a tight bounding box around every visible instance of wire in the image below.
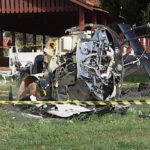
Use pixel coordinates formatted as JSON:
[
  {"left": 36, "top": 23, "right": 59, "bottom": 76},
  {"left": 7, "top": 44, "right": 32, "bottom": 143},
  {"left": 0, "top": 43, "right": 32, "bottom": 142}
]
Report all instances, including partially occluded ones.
[{"left": 123, "top": 50, "right": 146, "bottom": 67}]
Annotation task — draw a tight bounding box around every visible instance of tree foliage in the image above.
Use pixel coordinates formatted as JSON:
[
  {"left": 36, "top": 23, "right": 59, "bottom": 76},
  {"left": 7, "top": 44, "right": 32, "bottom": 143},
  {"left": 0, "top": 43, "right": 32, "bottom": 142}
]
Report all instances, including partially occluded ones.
[
  {"left": 144, "top": 2, "right": 150, "bottom": 23},
  {"left": 101, "top": 0, "right": 150, "bottom": 25}
]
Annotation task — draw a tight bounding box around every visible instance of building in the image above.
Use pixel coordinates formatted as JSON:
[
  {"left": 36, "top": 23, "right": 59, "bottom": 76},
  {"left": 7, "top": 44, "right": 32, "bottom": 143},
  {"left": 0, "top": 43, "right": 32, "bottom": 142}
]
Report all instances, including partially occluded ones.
[{"left": 0, "top": 0, "right": 113, "bottom": 56}]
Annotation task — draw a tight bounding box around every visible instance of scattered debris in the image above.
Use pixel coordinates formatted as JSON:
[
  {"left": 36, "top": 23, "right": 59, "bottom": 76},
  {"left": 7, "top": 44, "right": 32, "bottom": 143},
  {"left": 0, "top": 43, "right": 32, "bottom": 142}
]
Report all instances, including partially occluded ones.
[
  {"left": 47, "top": 104, "right": 91, "bottom": 118},
  {"left": 1, "top": 139, "right": 7, "bottom": 142},
  {"left": 14, "top": 104, "right": 129, "bottom": 118},
  {"left": 113, "top": 105, "right": 129, "bottom": 115},
  {"left": 121, "top": 83, "right": 150, "bottom": 98},
  {"left": 21, "top": 113, "right": 43, "bottom": 120},
  {"left": 3, "top": 23, "right": 150, "bottom": 119},
  {"left": 0, "top": 126, "right": 8, "bottom": 130},
  {"left": 17, "top": 23, "right": 150, "bottom": 104},
  {"left": 139, "top": 111, "right": 150, "bottom": 119},
  {"left": 138, "top": 83, "right": 150, "bottom": 91},
  {"left": 128, "top": 107, "right": 137, "bottom": 113}
]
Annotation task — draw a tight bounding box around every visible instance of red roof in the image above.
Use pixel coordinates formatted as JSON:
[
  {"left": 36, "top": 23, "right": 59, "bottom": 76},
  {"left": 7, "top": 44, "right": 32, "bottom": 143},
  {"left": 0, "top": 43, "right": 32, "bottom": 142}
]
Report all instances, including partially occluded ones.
[
  {"left": 73, "top": 0, "right": 100, "bottom": 7},
  {"left": 0, "top": 0, "right": 101, "bottom": 14},
  {"left": 70, "top": 0, "right": 100, "bottom": 10}
]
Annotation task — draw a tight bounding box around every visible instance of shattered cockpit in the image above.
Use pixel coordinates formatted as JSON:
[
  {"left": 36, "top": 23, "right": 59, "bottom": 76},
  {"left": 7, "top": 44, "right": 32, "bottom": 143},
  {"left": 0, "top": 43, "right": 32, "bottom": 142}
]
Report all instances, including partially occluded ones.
[
  {"left": 11, "top": 23, "right": 150, "bottom": 118},
  {"left": 18, "top": 24, "right": 123, "bottom": 101}
]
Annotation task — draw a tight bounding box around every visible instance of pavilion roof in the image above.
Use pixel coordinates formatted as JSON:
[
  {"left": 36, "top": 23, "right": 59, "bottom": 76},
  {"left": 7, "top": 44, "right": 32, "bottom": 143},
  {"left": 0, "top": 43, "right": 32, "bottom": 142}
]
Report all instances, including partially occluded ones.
[{"left": 0, "top": 0, "right": 101, "bottom": 13}]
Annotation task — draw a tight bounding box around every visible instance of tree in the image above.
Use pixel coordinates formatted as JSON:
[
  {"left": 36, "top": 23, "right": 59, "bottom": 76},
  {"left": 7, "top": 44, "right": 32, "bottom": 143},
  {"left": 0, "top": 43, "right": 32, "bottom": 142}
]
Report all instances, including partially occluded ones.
[
  {"left": 144, "top": 2, "right": 150, "bottom": 23},
  {"left": 101, "top": 0, "right": 121, "bottom": 20},
  {"left": 101, "top": 0, "right": 149, "bottom": 25}
]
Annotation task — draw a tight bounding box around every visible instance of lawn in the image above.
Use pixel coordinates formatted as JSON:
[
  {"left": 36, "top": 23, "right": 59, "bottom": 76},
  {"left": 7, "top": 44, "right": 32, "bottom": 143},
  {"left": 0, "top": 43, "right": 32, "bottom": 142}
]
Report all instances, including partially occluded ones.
[
  {"left": 0, "top": 69, "right": 150, "bottom": 150},
  {"left": 0, "top": 106, "right": 150, "bottom": 150}
]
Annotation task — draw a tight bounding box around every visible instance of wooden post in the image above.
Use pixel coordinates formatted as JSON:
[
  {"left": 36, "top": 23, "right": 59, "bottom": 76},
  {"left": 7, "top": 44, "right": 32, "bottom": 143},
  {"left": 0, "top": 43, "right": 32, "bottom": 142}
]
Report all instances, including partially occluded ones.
[
  {"left": 92, "top": 11, "right": 97, "bottom": 24},
  {"left": 0, "top": 30, "right": 3, "bottom": 56},
  {"left": 79, "top": 7, "right": 85, "bottom": 30},
  {"left": 111, "top": 18, "right": 115, "bottom": 25},
  {"left": 91, "top": 11, "right": 97, "bottom": 31},
  {"left": 23, "top": 33, "right": 26, "bottom": 51},
  {"left": 23, "top": 33, "right": 26, "bottom": 46},
  {"left": 43, "top": 34, "right": 46, "bottom": 48},
  {"left": 101, "top": 13, "right": 107, "bottom": 25},
  {"left": 33, "top": 34, "right": 36, "bottom": 52},
  {"left": 11, "top": 32, "right": 15, "bottom": 52}
]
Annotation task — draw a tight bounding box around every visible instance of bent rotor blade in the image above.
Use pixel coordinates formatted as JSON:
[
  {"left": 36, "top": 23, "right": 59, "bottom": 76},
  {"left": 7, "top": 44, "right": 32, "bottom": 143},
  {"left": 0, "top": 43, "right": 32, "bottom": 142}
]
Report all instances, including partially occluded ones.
[
  {"left": 118, "top": 23, "right": 145, "bottom": 54},
  {"left": 144, "top": 64, "right": 150, "bottom": 76},
  {"left": 119, "top": 23, "right": 150, "bottom": 77},
  {"left": 142, "top": 53, "right": 150, "bottom": 76}
]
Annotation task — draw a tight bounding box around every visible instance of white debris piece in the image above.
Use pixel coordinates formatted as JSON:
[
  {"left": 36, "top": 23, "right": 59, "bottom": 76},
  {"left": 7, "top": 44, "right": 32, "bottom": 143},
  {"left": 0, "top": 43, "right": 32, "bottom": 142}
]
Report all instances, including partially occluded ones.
[
  {"left": 30, "top": 95, "right": 43, "bottom": 108},
  {"left": 47, "top": 104, "right": 91, "bottom": 118},
  {"left": 30, "top": 95, "right": 37, "bottom": 102},
  {"left": 21, "top": 113, "right": 43, "bottom": 119}
]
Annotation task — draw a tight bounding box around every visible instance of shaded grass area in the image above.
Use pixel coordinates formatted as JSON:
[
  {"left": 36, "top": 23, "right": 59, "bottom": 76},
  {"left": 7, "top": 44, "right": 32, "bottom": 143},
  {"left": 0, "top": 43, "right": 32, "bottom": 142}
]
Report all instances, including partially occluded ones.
[
  {"left": 122, "top": 68, "right": 150, "bottom": 100},
  {"left": 124, "top": 67, "right": 150, "bottom": 83},
  {"left": 0, "top": 107, "right": 150, "bottom": 150},
  {"left": 0, "top": 81, "right": 18, "bottom": 100}
]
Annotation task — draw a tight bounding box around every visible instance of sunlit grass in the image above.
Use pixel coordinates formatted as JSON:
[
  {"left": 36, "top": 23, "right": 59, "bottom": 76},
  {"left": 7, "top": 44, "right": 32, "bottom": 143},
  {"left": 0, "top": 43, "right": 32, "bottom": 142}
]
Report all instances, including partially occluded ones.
[{"left": 0, "top": 108, "right": 150, "bottom": 150}]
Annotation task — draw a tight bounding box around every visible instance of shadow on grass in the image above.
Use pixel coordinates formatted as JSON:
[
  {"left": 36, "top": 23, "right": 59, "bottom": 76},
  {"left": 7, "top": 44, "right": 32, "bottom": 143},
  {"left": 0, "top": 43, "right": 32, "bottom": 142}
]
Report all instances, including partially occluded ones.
[{"left": 124, "top": 67, "right": 150, "bottom": 83}]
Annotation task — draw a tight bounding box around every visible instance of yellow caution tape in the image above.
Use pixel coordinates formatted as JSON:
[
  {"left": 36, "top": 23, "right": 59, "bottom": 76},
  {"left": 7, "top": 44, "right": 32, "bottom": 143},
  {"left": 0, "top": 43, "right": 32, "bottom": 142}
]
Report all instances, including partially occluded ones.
[
  {"left": 0, "top": 44, "right": 45, "bottom": 49},
  {"left": 0, "top": 100, "right": 150, "bottom": 106},
  {"left": 22, "top": 44, "right": 44, "bottom": 48},
  {"left": 0, "top": 91, "right": 9, "bottom": 94}
]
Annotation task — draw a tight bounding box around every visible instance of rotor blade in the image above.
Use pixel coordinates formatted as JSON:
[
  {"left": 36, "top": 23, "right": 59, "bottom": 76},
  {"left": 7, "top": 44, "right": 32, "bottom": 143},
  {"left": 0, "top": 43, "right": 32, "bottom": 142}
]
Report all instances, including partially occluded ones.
[
  {"left": 140, "top": 53, "right": 150, "bottom": 77},
  {"left": 144, "top": 64, "right": 150, "bottom": 76},
  {"left": 118, "top": 24, "right": 145, "bottom": 54}
]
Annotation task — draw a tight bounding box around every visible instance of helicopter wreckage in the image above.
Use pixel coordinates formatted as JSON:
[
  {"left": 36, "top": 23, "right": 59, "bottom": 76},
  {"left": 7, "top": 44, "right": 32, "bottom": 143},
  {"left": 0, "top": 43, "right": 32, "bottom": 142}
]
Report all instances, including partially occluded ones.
[{"left": 13, "top": 23, "right": 150, "bottom": 118}]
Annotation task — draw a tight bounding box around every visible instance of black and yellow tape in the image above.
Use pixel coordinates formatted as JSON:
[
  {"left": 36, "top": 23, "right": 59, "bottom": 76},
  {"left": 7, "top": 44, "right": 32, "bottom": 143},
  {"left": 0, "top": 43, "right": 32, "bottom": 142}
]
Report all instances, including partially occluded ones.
[
  {"left": 0, "top": 44, "right": 45, "bottom": 49},
  {"left": 22, "top": 44, "right": 44, "bottom": 48},
  {"left": 0, "top": 100, "right": 150, "bottom": 106}
]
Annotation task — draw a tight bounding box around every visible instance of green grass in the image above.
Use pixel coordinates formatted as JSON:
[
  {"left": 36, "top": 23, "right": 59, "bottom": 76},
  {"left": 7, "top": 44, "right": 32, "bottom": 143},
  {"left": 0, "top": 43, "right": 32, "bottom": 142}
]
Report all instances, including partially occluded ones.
[
  {"left": 124, "top": 67, "right": 150, "bottom": 83},
  {"left": 0, "top": 108, "right": 150, "bottom": 150},
  {"left": 0, "top": 81, "right": 18, "bottom": 100},
  {"left": 0, "top": 70, "right": 150, "bottom": 150}
]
